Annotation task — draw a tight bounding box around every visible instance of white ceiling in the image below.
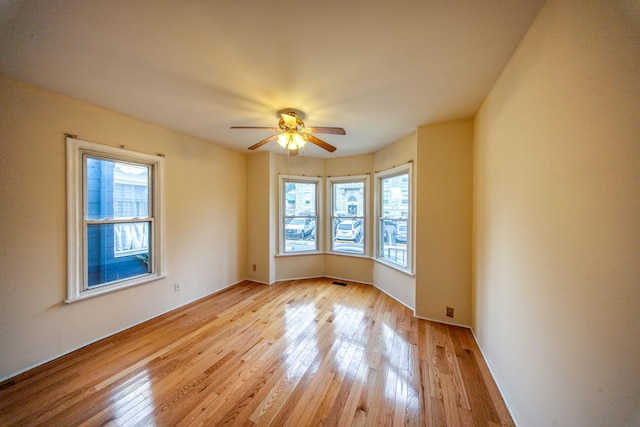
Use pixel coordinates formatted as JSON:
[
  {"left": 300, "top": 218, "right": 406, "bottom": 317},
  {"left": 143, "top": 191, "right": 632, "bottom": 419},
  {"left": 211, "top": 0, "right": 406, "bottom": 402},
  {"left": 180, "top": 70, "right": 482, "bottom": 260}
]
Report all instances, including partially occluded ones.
[{"left": 0, "top": 0, "right": 545, "bottom": 158}]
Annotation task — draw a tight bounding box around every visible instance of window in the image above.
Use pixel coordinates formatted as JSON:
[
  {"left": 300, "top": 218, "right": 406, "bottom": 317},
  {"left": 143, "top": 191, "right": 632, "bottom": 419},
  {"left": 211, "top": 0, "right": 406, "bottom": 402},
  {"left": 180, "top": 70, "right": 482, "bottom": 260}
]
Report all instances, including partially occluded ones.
[
  {"left": 329, "top": 175, "right": 368, "bottom": 255},
  {"left": 280, "top": 175, "right": 320, "bottom": 254},
  {"left": 66, "top": 137, "right": 165, "bottom": 302},
  {"left": 375, "top": 164, "right": 411, "bottom": 271}
]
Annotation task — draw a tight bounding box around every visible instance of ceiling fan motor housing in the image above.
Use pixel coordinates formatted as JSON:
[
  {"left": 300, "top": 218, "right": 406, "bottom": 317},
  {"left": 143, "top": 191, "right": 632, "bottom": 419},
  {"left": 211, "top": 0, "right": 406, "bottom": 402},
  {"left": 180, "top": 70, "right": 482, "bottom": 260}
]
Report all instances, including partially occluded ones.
[{"left": 278, "top": 112, "right": 305, "bottom": 132}]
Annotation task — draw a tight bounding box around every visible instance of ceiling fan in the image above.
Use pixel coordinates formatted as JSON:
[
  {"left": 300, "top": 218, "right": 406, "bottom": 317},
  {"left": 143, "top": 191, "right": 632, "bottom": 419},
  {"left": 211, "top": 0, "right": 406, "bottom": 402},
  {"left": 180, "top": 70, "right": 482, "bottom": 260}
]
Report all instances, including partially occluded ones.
[{"left": 231, "top": 110, "right": 346, "bottom": 156}]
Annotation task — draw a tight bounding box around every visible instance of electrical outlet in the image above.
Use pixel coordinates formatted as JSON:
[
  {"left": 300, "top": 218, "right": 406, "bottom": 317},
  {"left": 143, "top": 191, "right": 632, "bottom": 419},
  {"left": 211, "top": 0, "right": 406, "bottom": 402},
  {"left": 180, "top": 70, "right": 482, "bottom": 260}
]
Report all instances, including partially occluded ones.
[
  {"left": 174, "top": 283, "right": 181, "bottom": 292},
  {"left": 446, "top": 306, "right": 454, "bottom": 318},
  {"left": 252, "top": 264, "right": 257, "bottom": 272}
]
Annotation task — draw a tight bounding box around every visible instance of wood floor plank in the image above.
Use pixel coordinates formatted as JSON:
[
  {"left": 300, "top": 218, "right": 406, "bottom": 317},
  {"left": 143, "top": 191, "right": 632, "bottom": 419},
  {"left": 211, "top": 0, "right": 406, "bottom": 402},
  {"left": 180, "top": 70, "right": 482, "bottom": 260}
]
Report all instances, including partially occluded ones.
[{"left": 0, "top": 278, "right": 514, "bottom": 426}]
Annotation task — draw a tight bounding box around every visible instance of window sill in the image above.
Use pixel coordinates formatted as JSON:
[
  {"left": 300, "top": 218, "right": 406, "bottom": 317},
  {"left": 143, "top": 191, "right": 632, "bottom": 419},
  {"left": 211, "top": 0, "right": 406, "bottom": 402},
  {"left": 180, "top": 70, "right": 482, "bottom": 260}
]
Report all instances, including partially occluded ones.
[
  {"left": 277, "top": 250, "right": 373, "bottom": 259},
  {"left": 327, "top": 251, "right": 370, "bottom": 259},
  {"left": 276, "top": 251, "right": 322, "bottom": 257},
  {"left": 65, "top": 273, "right": 166, "bottom": 304}
]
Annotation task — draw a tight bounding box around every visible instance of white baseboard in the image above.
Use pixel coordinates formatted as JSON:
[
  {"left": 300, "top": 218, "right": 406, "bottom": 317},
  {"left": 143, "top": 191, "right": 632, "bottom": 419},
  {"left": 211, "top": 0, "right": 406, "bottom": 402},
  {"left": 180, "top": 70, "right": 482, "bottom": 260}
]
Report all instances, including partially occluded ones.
[
  {"left": 244, "top": 278, "right": 272, "bottom": 285},
  {"left": 469, "top": 328, "right": 519, "bottom": 426},
  {"left": 271, "top": 274, "right": 326, "bottom": 283},
  {"left": 0, "top": 279, "right": 242, "bottom": 383},
  {"left": 2, "top": 274, "right": 517, "bottom": 427},
  {"left": 370, "top": 282, "right": 415, "bottom": 311},
  {"left": 413, "top": 314, "right": 471, "bottom": 329},
  {"left": 324, "top": 274, "right": 373, "bottom": 286}
]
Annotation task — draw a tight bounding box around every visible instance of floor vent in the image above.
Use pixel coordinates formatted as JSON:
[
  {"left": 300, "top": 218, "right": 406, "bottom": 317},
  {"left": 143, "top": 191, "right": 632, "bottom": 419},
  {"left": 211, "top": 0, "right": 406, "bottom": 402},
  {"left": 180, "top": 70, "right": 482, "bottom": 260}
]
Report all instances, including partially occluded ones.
[{"left": 332, "top": 281, "right": 348, "bottom": 286}]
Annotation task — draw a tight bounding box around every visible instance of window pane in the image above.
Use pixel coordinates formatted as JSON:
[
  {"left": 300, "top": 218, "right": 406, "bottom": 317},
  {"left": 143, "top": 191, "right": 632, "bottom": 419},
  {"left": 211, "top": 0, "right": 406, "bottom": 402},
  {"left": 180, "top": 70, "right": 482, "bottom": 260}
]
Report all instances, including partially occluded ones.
[
  {"left": 284, "top": 216, "right": 317, "bottom": 253},
  {"left": 333, "top": 218, "right": 364, "bottom": 254},
  {"left": 86, "top": 157, "right": 149, "bottom": 220},
  {"left": 87, "top": 222, "right": 151, "bottom": 288},
  {"left": 284, "top": 181, "right": 316, "bottom": 216},
  {"left": 379, "top": 173, "right": 409, "bottom": 267},
  {"left": 379, "top": 219, "right": 408, "bottom": 266},
  {"left": 381, "top": 173, "right": 408, "bottom": 219},
  {"left": 114, "top": 222, "right": 149, "bottom": 256},
  {"left": 332, "top": 182, "right": 364, "bottom": 216},
  {"left": 331, "top": 181, "right": 365, "bottom": 255},
  {"left": 283, "top": 179, "right": 318, "bottom": 254}
]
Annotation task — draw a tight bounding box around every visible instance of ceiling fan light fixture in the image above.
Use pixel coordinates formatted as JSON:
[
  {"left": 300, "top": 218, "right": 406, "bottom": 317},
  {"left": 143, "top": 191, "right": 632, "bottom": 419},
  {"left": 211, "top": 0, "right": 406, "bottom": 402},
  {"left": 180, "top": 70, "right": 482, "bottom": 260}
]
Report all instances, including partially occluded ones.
[
  {"left": 292, "top": 132, "right": 306, "bottom": 148},
  {"left": 233, "top": 110, "right": 342, "bottom": 153},
  {"left": 277, "top": 130, "right": 307, "bottom": 150}
]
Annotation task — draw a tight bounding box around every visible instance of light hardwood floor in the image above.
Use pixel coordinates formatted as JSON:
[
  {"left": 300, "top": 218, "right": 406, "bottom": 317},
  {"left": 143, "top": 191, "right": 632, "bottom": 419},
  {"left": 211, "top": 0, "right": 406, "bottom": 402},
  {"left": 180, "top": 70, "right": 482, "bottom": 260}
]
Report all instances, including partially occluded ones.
[{"left": 0, "top": 278, "right": 514, "bottom": 426}]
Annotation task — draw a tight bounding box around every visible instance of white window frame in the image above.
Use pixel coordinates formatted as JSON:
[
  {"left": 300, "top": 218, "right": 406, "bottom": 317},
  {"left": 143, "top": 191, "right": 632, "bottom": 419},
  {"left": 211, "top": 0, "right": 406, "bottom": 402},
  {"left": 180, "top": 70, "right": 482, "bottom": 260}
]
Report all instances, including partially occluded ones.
[
  {"left": 374, "top": 163, "right": 412, "bottom": 273},
  {"left": 327, "top": 175, "right": 369, "bottom": 257},
  {"left": 66, "top": 137, "right": 165, "bottom": 302},
  {"left": 279, "top": 175, "right": 322, "bottom": 255}
]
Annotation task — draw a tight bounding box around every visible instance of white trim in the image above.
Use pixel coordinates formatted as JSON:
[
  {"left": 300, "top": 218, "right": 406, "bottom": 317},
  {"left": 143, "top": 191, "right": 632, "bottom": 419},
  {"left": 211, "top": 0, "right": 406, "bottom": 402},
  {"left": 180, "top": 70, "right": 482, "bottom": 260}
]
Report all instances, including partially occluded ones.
[
  {"left": 66, "top": 137, "right": 165, "bottom": 302},
  {"left": 64, "top": 273, "right": 167, "bottom": 304},
  {"left": 469, "top": 328, "right": 519, "bottom": 426},
  {"left": 66, "top": 139, "right": 82, "bottom": 301},
  {"left": 3, "top": 279, "right": 244, "bottom": 383},
  {"left": 274, "top": 274, "right": 327, "bottom": 282},
  {"left": 371, "top": 281, "right": 415, "bottom": 311},
  {"left": 274, "top": 252, "right": 324, "bottom": 258},
  {"left": 327, "top": 174, "right": 370, "bottom": 257},
  {"left": 413, "top": 314, "right": 471, "bottom": 329},
  {"left": 245, "top": 278, "right": 273, "bottom": 285},
  {"left": 325, "top": 275, "right": 374, "bottom": 286},
  {"left": 374, "top": 163, "right": 413, "bottom": 274},
  {"left": 413, "top": 314, "right": 518, "bottom": 423},
  {"left": 278, "top": 175, "right": 322, "bottom": 255}
]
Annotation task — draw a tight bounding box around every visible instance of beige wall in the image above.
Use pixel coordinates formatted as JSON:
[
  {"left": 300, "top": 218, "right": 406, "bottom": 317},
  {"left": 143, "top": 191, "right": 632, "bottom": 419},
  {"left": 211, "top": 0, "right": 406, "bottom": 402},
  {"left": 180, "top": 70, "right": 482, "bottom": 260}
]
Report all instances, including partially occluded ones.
[
  {"left": 246, "top": 152, "right": 274, "bottom": 284},
  {"left": 416, "top": 120, "right": 473, "bottom": 325},
  {"left": 473, "top": 0, "right": 640, "bottom": 425},
  {"left": 0, "top": 75, "right": 247, "bottom": 380},
  {"left": 324, "top": 255, "right": 373, "bottom": 284},
  {"left": 324, "top": 154, "right": 373, "bottom": 178}
]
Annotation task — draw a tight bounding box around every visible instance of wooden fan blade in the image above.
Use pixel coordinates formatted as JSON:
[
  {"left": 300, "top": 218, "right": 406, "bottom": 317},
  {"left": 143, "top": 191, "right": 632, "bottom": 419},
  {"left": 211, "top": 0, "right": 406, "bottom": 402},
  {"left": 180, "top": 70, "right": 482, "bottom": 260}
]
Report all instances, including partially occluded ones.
[
  {"left": 248, "top": 134, "right": 278, "bottom": 150},
  {"left": 305, "top": 127, "right": 346, "bottom": 135},
  {"left": 281, "top": 112, "right": 298, "bottom": 128},
  {"left": 231, "top": 126, "right": 279, "bottom": 131},
  {"left": 305, "top": 134, "right": 336, "bottom": 152}
]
